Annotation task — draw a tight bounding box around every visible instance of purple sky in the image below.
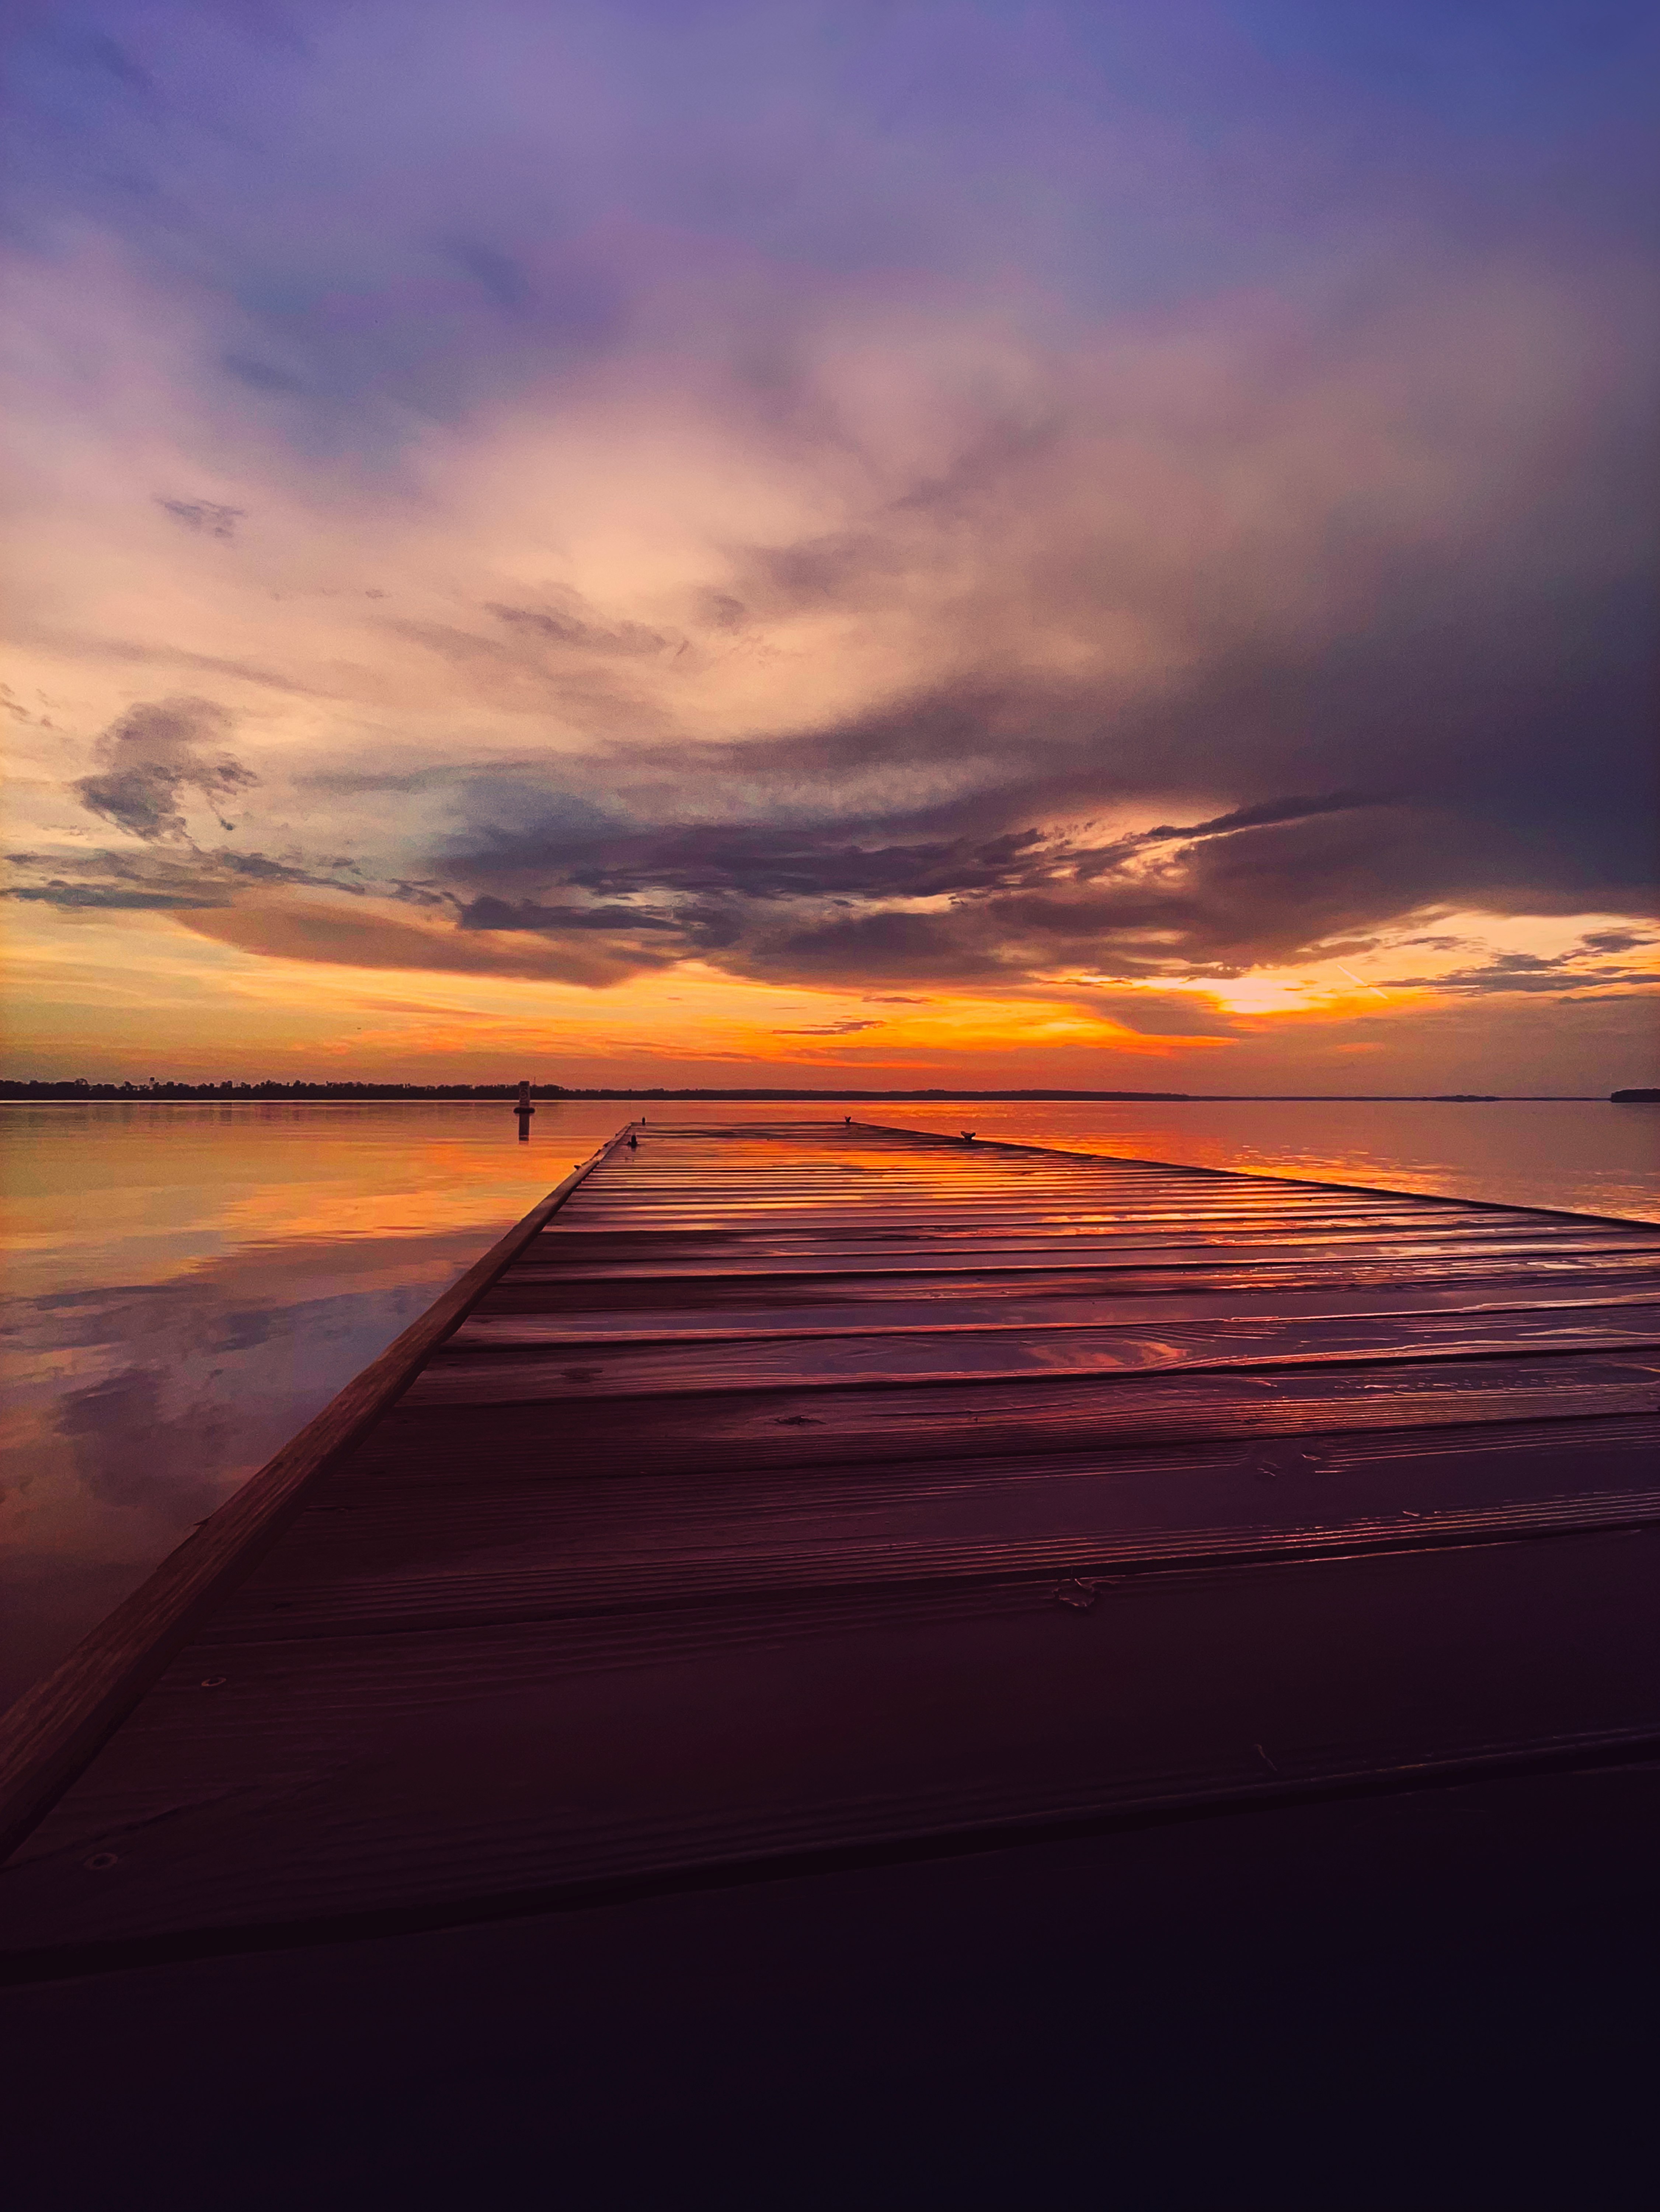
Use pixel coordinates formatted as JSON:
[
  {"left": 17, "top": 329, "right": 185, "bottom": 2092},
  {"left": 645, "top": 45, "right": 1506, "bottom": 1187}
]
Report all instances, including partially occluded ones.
[{"left": 4, "top": 1, "right": 1656, "bottom": 1085}]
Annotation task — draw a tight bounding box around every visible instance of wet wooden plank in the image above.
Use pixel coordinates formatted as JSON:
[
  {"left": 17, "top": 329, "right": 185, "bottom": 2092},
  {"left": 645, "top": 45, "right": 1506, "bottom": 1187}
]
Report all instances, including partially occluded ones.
[
  {"left": 3, "top": 1117, "right": 1654, "bottom": 1980},
  {"left": 533, "top": 1187, "right": 1660, "bottom": 1242},
  {"left": 512, "top": 1231, "right": 1660, "bottom": 1282},
  {"left": 286, "top": 1411, "right": 1660, "bottom": 1564},
  {"left": 411, "top": 1301, "right": 1660, "bottom": 1405},
  {"left": 358, "top": 1350, "right": 1660, "bottom": 1483},
  {"left": 182, "top": 1415, "right": 1660, "bottom": 1642},
  {"left": 545, "top": 1197, "right": 1518, "bottom": 1232},
  {"left": 455, "top": 1281, "right": 1660, "bottom": 1345},
  {"left": 474, "top": 1250, "right": 1660, "bottom": 1322}
]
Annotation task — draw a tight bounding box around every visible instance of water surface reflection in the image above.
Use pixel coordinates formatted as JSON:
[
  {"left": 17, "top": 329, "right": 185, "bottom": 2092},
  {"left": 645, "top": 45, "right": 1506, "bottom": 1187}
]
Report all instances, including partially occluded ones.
[{"left": 2, "top": 1102, "right": 631, "bottom": 1706}]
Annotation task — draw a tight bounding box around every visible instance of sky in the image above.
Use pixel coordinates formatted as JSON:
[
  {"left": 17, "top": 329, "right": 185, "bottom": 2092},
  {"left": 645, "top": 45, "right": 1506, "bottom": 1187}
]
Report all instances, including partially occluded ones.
[{"left": 3, "top": 0, "right": 1656, "bottom": 1092}]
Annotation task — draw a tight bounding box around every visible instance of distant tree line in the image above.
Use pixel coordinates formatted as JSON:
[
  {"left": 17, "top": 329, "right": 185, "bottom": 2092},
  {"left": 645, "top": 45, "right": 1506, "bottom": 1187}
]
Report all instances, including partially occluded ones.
[
  {"left": 0, "top": 1079, "right": 572, "bottom": 1100},
  {"left": 9, "top": 1080, "right": 1629, "bottom": 1102},
  {"left": 1, "top": 1079, "right": 1198, "bottom": 1102}
]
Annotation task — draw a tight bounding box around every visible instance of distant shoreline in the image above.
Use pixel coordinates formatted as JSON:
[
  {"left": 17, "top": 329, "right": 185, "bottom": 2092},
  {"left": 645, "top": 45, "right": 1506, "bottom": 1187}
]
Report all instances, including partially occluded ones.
[{"left": 0, "top": 1082, "right": 1620, "bottom": 1103}]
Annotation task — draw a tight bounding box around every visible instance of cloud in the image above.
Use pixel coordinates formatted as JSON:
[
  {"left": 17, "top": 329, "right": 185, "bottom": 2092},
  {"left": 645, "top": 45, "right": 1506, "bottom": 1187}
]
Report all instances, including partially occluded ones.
[
  {"left": 57, "top": 1366, "right": 237, "bottom": 1511},
  {"left": 5, "top": 845, "right": 363, "bottom": 912},
  {"left": 222, "top": 352, "right": 306, "bottom": 394},
  {"left": 1580, "top": 928, "right": 1659, "bottom": 955},
  {"left": 8, "top": 881, "right": 223, "bottom": 912},
  {"left": 773, "top": 1018, "right": 884, "bottom": 1035},
  {"left": 445, "top": 239, "right": 533, "bottom": 313},
  {"left": 157, "top": 498, "right": 244, "bottom": 539},
  {"left": 742, "top": 906, "right": 1011, "bottom": 985},
  {"left": 2, "top": 0, "right": 1653, "bottom": 1067},
  {"left": 487, "top": 596, "right": 676, "bottom": 659},
  {"left": 466, "top": 820, "right": 1057, "bottom": 906},
  {"left": 420, "top": 747, "right": 1650, "bottom": 995},
  {"left": 73, "top": 699, "right": 259, "bottom": 841},
  {"left": 456, "top": 894, "right": 678, "bottom": 933},
  {"left": 1380, "top": 945, "right": 1660, "bottom": 995},
  {"left": 1087, "top": 992, "right": 1242, "bottom": 1038},
  {"left": 175, "top": 897, "right": 681, "bottom": 985}
]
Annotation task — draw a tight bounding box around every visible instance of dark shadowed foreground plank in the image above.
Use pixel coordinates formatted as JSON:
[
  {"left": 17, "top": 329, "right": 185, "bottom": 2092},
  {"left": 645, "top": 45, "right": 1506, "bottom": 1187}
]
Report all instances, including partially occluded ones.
[
  {"left": 9, "top": 1763, "right": 1657, "bottom": 2212},
  {"left": 5, "top": 1531, "right": 1659, "bottom": 1972},
  {"left": 3, "top": 1118, "right": 1657, "bottom": 1993},
  {"left": 0, "top": 1126, "right": 636, "bottom": 1864},
  {"left": 188, "top": 1413, "right": 1660, "bottom": 1639}
]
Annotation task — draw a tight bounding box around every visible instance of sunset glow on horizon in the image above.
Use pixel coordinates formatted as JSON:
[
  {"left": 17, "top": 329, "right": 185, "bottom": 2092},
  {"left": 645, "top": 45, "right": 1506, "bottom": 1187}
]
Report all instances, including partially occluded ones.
[{"left": 4, "top": 2, "right": 1655, "bottom": 1093}]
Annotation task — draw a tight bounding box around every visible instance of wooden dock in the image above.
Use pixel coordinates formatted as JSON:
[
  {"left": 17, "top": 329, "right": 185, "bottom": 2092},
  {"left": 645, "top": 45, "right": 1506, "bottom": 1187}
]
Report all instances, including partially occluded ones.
[{"left": 5, "top": 1118, "right": 1660, "bottom": 2203}]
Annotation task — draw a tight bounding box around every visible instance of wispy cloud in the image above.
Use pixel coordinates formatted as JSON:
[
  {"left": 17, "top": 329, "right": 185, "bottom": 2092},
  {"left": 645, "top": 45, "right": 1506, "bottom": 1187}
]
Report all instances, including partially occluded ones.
[
  {"left": 774, "top": 1018, "right": 884, "bottom": 1036},
  {"left": 157, "top": 498, "right": 244, "bottom": 540}
]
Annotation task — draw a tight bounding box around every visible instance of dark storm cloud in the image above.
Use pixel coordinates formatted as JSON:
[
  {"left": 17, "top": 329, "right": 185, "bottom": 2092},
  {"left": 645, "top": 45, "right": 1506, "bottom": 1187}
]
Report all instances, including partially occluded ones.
[
  {"left": 520, "top": 823, "right": 1055, "bottom": 904},
  {"left": 34, "top": 740, "right": 1535, "bottom": 992},
  {"left": 744, "top": 908, "right": 1013, "bottom": 984},
  {"left": 73, "top": 699, "right": 258, "bottom": 840},
  {"left": 493, "top": 547, "right": 1651, "bottom": 978},
  {"left": 424, "top": 576, "right": 1655, "bottom": 992},
  {"left": 456, "top": 895, "right": 678, "bottom": 933},
  {"left": 1145, "top": 792, "right": 1384, "bottom": 845}
]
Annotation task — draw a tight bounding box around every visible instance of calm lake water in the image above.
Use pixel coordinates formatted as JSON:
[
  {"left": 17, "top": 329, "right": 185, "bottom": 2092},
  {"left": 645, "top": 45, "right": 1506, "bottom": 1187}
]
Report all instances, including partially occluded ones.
[{"left": 3, "top": 1097, "right": 1656, "bottom": 1710}]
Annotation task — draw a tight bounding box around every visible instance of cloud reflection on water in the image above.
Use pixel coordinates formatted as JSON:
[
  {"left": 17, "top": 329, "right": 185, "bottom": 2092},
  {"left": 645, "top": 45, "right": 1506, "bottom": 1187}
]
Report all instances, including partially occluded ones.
[{"left": 1, "top": 1100, "right": 628, "bottom": 1707}]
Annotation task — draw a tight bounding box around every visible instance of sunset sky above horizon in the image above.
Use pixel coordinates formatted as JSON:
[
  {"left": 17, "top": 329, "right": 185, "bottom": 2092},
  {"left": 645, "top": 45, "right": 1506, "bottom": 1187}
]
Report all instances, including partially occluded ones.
[{"left": 4, "top": 0, "right": 1656, "bottom": 1092}]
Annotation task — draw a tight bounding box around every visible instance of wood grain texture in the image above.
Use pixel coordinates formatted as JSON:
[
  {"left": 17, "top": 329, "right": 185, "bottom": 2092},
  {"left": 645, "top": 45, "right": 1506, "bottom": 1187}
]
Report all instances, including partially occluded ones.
[
  {"left": 6, "top": 1531, "right": 1658, "bottom": 1972},
  {"left": 472, "top": 1252, "right": 1660, "bottom": 1325},
  {"left": 411, "top": 1302, "right": 1660, "bottom": 1404},
  {"left": 509, "top": 1233, "right": 1659, "bottom": 1281},
  {"left": 0, "top": 1124, "right": 637, "bottom": 1863},
  {"left": 182, "top": 1416, "right": 1660, "bottom": 1641},
  {"left": 356, "top": 1351, "right": 1660, "bottom": 1485},
  {"left": 452, "top": 1281, "right": 1660, "bottom": 1344},
  {"left": 4, "top": 1116, "right": 1656, "bottom": 1978}
]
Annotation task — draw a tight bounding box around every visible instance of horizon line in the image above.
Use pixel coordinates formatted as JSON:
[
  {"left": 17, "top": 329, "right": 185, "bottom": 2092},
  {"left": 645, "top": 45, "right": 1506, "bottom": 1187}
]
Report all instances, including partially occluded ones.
[{"left": 1, "top": 1081, "right": 1637, "bottom": 1104}]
